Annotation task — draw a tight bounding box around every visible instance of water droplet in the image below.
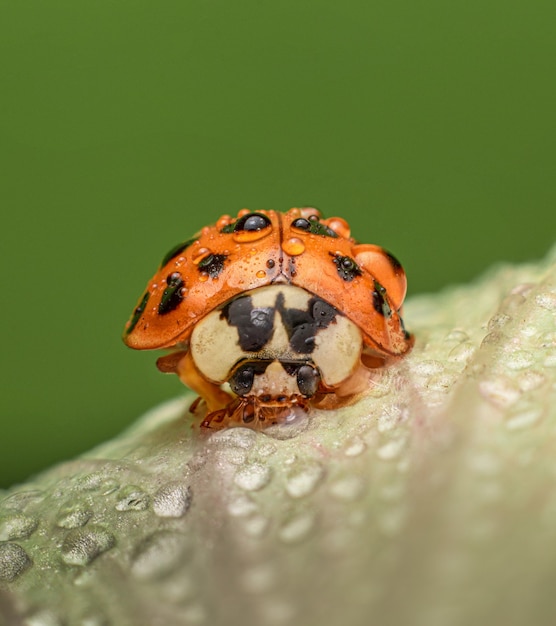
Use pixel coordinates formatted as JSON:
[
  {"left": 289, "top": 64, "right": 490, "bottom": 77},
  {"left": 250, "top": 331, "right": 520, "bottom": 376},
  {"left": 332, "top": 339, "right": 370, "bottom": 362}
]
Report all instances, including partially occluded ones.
[
  {"left": 329, "top": 476, "right": 365, "bottom": 501},
  {"left": 131, "top": 531, "right": 191, "bottom": 581},
  {"left": 410, "top": 359, "right": 444, "bottom": 377},
  {"left": 234, "top": 463, "right": 271, "bottom": 491},
  {"left": 443, "top": 329, "right": 469, "bottom": 343},
  {"left": 487, "top": 313, "right": 511, "bottom": 331},
  {"left": 506, "top": 405, "right": 542, "bottom": 430},
  {"left": 377, "top": 405, "right": 403, "bottom": 433},
  {"left": 0, "top": 513, "right": 38, "bottom": 540},
  {"left": 377, "top": 438, "right": 406, "bottom": 461},
  {"left": 543, "top": 349, "right": 556, "bottom": 367},
  {"left": 285, "top": 462, "right": 325, "bottom": 499},
  {"left": 75, "top": 473, "right": 118, "bottom": 494},
  {"left": 216, "top": 447, "right": 248, "bottom": 466},
  {"left": 278, "top": 513, "right": 315, "bottom": 544},
  {"left": 233, "top": 231, "right": 272, "bottom": 244},
  {"left": 344, "top": 437, "right": 366, "bottom": 457},
  {"left": 1, "top": 489, "right": 44, "bottom": 511},
  {"left": 428, "top": 371, "right": 457, "bottom": 392},
  {"left": 153, "top": 482, "right": 192, "bottom": 518},
  {"left": 216, "top": 214, "right": 232, "bottom": 229},
  {"left": 56, "top": 504, "right": 93, "bottom": 529},
  {"left": 0, "top": 542, "right": 31, "bottom": 581},
  {"left": 209, "top": 427, "right": 257, "bottom": 449},
  {"left": 448, "top": 342, "right": 476, "bottom": 364},
  {"left": 243, "top": 514, "right": 270, "bottom": 538},
  {"left": 536, "top": 290, "right": 556, "bottom": 310},
  {"left": 256, "top": 269, "right": 266, "bottom": 278},
  {"left": 227, "top": 494, "right": 259, "bottom": 517},
  {"left": 504, "top": 349, "right": 535, "bottom": 370},
  {"left": 115, "top": 486, "right": 150, "bottom": 512},
  {"left": 61, "top": 527, "right": 115, "bottom": 566},
  {"left": 24, "top": 610, "right": 63, "bottom": 626},
  {"left": 282, "top": 237, "right": 305, "bottom": 256},
  {"left": 198, "top": 272, "right": 209, "bottom": 282},
  {"left": 192, "top": 248, "right": 211, "bottom": 264},
  {"left": 518, "top": 369, "right": 546, "bottom": 391},
  {"left": 479, "top": 376, "right": 521, "bottom": 408},
  {"left": 325, "top": 217, "right": 350, "bottom": 238}
]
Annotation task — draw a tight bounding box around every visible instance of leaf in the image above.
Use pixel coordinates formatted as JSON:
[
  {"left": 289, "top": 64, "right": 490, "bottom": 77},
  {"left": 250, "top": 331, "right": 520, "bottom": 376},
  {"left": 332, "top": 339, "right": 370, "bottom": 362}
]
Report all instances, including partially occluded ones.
[{"left": 1, "top": 247, "right": 556, "bottom": 626}]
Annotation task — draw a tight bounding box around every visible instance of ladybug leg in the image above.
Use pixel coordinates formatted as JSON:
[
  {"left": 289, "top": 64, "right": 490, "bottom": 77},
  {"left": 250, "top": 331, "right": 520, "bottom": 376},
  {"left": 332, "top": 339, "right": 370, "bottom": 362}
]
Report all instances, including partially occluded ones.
[{"left": 159, "top": 350, "right": 233, "bottom": 413}]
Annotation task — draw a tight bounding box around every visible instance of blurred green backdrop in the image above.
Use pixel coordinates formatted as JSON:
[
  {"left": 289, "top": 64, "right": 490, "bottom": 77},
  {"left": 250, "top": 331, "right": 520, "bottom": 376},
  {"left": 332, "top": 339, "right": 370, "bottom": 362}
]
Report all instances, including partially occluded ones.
[{"left": 1, "top": 0, "right": 555, "bottom": 488}]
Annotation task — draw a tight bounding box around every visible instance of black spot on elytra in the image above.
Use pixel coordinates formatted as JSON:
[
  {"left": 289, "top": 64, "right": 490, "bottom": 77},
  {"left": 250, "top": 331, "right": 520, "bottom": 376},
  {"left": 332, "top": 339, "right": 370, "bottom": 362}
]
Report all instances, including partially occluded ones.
[
  {"left": 160, "top": 237, "right": 196, "bottom": 268},
  {"left": 385, "top": 251, "right": 403, "bottom": 272},
  {"left": 292, "top": 217, "right": 338, "bottom": 238},
  {"left": 197, "top": 253, "right": 227, "bottom": 278},
  {"left": 158, "top": 272, "right": 185, "bottom": 315},
  {"left": 126, "top": 291, "right": 150, "bottom": 334},
  {"left": 371, "top": 280, "right": 393, "bottom": 318},
  {"left": 220, "top": 212, "right": 271, "bottom": 234},
  {"left": 331, "top": 254, "right": 362, "bottom": 282}
]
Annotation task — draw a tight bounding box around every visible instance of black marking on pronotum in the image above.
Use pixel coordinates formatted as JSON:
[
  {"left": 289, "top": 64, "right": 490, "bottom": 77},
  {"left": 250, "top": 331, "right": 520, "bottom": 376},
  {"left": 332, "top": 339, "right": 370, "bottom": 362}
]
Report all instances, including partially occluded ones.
[
  {"left": 330, "top": 253, "right": 362, "bottom": 282},
  {"left": 371, "top": 280, "right": 393, "bottom": 318},
  {"left": 220, "top": 212, "right": 271, "bottom": 234},
  {"left": 222, "top": 290, "right": 341, "bottom": 355},
  {"left": 291, "top": 217, "right": 338, "bottom": 238},
  {"left": 126, "top": 291, "right": 150, "bottom": 334},
  {"left": 221, "top": 296, "right": 276, "bottom": 352},
  {"left": 160, "top": 237, "right": 196, "bottom": 268},
  {"left": 158, "top": 272, "right": 185, "bottom": 315},
  {"left": 277, "top": 293, "right": 339, "bottom": 354},
  {"left": 197, "top": 253, "right": 227, "bottom": 278}
]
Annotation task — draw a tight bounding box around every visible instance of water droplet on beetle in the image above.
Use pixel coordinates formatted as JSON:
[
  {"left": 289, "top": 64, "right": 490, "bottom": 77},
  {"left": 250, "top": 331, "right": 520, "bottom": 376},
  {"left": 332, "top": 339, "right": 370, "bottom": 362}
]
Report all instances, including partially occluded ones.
[{"left": 282, "top": 237, "right": 305, "bottom": 256}]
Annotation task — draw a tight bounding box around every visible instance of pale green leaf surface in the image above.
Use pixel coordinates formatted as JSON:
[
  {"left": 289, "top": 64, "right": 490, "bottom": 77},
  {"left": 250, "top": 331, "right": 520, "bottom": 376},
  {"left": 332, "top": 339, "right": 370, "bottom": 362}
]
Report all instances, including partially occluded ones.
[{"left": 1, "top": 248, "right": 555, "bottom": 626}]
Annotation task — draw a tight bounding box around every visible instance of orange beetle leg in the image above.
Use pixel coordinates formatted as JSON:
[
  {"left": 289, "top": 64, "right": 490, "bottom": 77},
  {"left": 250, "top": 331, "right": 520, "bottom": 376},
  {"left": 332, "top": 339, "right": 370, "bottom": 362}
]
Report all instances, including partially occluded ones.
[{"left": 158, "top": 350, "right": 233, "bottom": 413}]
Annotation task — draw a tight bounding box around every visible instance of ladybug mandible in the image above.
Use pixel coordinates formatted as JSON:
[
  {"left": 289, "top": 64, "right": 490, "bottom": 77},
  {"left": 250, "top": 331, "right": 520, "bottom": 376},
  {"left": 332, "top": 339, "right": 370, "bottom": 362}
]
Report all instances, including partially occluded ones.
[{"left": 123, "top": 208, "right": 413, "bottom": 428}]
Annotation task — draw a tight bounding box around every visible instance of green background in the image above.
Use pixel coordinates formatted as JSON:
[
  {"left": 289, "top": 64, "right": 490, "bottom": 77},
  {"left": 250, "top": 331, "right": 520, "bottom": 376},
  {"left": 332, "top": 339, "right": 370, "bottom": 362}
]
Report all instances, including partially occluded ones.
[{"left": 1, "top": 0, "right": 555, "bottom": 488}]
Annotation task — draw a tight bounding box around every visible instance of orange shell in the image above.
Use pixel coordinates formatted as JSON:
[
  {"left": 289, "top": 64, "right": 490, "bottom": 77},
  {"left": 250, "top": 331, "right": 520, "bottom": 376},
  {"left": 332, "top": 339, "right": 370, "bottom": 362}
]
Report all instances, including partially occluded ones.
[{"left": 123, "top": 208, "right": 413, "bottom": 358}]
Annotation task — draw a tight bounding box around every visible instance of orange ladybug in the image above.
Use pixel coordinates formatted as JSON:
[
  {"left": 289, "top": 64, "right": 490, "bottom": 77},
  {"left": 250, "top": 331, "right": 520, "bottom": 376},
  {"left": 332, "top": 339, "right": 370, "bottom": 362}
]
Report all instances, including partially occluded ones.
[{"left": 123, "top": 208, "right": 413, "bottom": 428}]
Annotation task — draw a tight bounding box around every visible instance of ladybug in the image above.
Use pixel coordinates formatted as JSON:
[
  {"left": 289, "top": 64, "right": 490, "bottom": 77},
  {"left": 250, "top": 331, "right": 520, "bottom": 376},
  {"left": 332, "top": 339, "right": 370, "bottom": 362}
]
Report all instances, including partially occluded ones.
[{"left": 123, "top": 208, "right": 413, "bottom": 428}]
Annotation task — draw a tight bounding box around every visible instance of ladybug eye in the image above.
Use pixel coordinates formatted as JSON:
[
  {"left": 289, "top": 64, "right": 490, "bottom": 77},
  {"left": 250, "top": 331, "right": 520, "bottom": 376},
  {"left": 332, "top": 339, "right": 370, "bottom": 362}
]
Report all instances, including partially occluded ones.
[
  {"left": 229, "top": 364, "right": 256, "bottom": 396},
  {"left": 292, "top": 218, "right": 338, "bottom": 238},
  {"left": 296, "top": 364, "right": 320, "bottom": 397}
]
